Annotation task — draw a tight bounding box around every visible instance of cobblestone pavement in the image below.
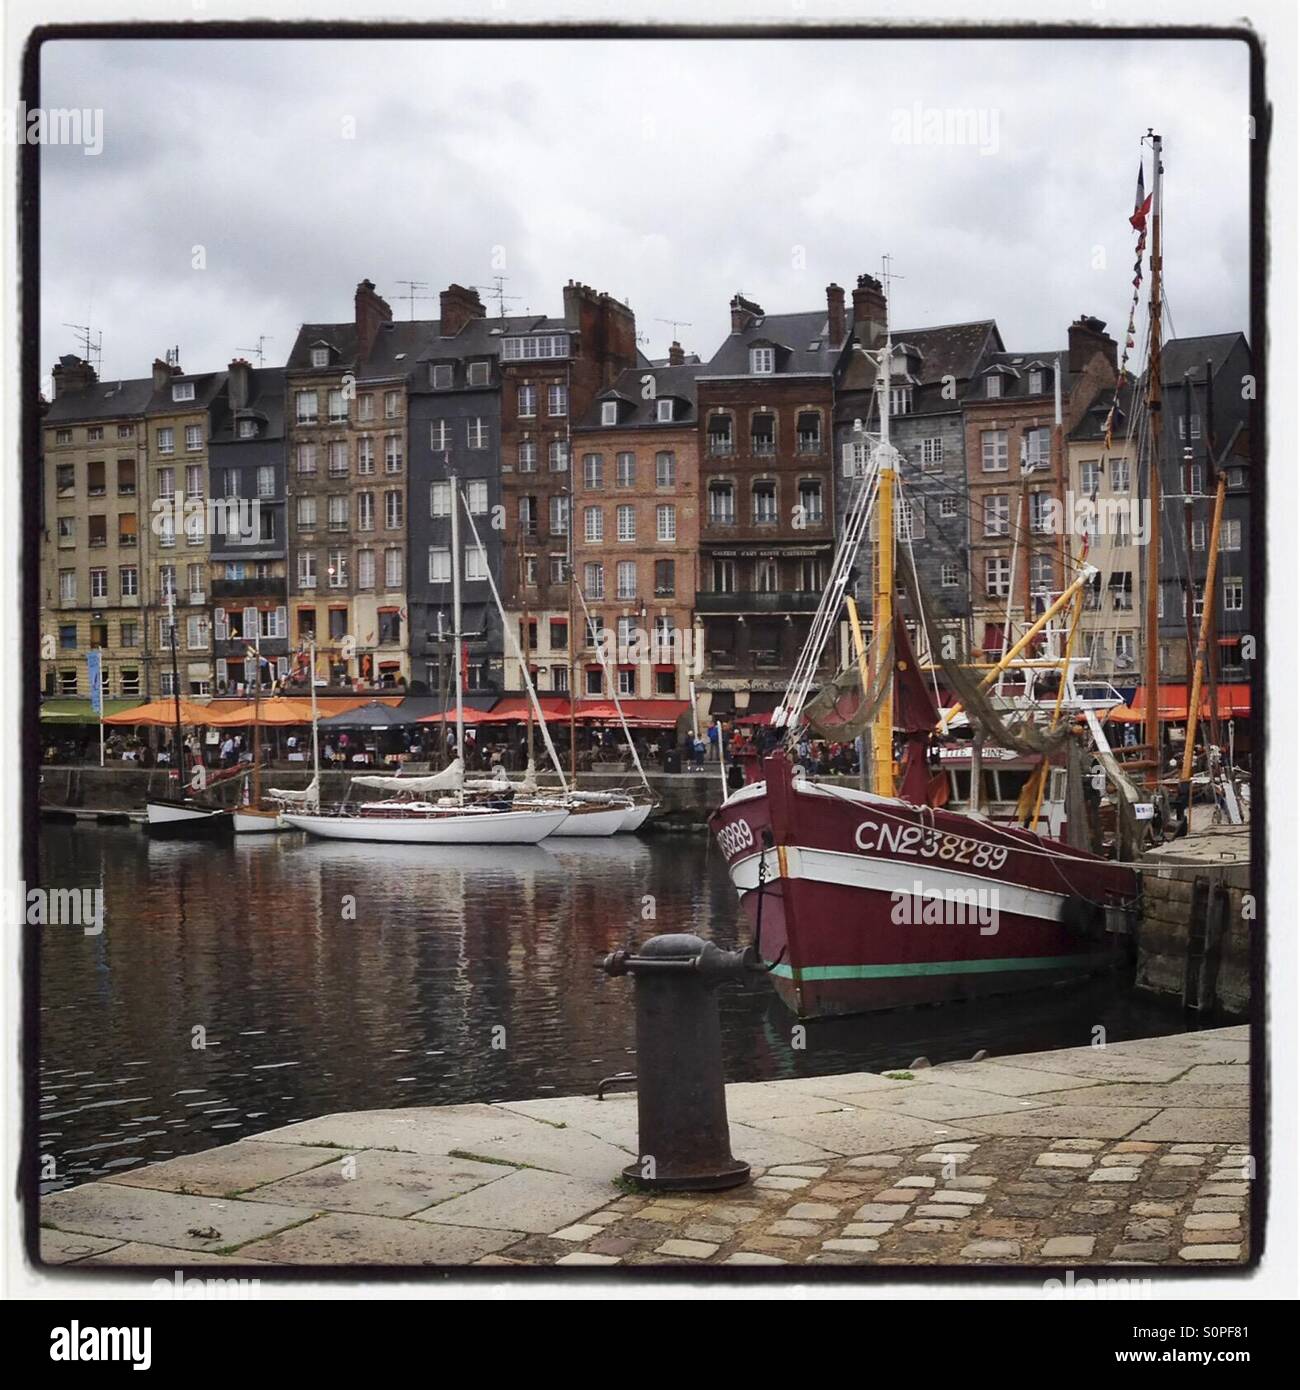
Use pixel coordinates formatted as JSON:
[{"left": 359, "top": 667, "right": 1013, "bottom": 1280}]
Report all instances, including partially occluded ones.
[{"left": 38, "top": 1026, "right": 1251, "bottom": 1272}]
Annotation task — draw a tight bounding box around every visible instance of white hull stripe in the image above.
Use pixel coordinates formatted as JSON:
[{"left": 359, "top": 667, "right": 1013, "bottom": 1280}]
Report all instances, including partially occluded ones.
[{"left": 732, "top": 845, "right": 1068, "bottom": 925}]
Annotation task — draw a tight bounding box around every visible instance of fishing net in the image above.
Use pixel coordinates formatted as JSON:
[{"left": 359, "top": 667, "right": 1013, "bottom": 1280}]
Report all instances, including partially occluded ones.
[
  {"left": 898, "top": 559, "right": 1073, "bottom": 759},
  {"left": 801, "top": 627, "right": 894, "bottom": 742}
]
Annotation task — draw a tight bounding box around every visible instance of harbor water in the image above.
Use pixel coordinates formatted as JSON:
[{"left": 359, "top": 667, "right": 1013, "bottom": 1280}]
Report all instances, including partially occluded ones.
[{"left": 38, "top": 824, "right": 1208, "bottom": 1193}]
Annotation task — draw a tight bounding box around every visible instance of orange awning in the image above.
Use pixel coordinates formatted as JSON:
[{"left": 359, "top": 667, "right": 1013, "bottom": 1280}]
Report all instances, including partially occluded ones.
[
  {"left": 102, "top": 697, "right": 214, "bottom": 727},
  {"left": 1131, "top": 683, "right": 1251, "bottom": 721}
]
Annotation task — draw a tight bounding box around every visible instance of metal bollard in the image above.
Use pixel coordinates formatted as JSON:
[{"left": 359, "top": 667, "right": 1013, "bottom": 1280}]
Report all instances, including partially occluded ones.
[{"left": 602, "top": 932, "right": 757, "bottom": 1191}]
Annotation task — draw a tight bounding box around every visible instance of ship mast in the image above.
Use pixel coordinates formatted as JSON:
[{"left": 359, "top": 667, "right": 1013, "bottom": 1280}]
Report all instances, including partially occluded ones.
[
  {"left": 449, "top": 472, "right": 466, "bottom": 774},
  {"left": 1142, "top": 131, "right": 1164, "bottom": 771},
  {"left": 871, "top": 298, "right": 896, "bottom": 796}
]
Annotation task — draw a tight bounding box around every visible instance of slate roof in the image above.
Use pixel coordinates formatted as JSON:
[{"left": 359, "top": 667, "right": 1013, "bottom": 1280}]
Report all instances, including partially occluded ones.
[
  {"left": 1070, "top": 378, "right": 1137, "bottom": 443},
  {"left": 209, "top": 366, "right": 287, "bottom": 443},
  {"left": 575, "top": 362, "right": 705, "bottom": 429},
  {"left": 1160, "top": 333, "right": 1248, "bottom": 384},
  {"left": 45, "top": 365, "right": 155, "bottom": 424},
  {"left": 702, "top": 309, "right": 841, "bottom": 377},
  {"left": 144, "top": 369, "right": 227, "bottom": 416}
]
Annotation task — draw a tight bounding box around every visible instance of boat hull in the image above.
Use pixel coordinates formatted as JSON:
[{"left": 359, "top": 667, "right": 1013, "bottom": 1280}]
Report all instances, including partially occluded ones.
[
  {"left": 549, "top": 806, "right": 626, "bottom": 838},
  {"left": 233, "top": 808, "right": 289, "bottom": 834},
  {"left": 281, "top": 807, "right": 569, "bottom": 844},
  {"left": 145, "top": 798, "right": 234, "bottom": 840},
  {"left": 709, "top": 756, "right": 1137, "bottom": 1019},
  {"left": 617, "top": 802, "right": 654, "bottom": 833}
]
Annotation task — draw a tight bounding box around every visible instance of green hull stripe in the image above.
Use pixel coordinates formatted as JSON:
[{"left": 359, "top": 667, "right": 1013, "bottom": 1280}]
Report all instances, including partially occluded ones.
[{"left": 770, "top": 954, "right": 1102, "bottom": 982}]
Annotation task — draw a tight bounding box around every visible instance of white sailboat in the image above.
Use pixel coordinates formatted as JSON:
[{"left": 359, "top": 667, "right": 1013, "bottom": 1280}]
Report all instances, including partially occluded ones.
[
  {"left": 234, "top": 628, "right": 290, "bottom": 833},
  {"left": 456, "top": 495, "right": 648, "bottom": 836},
  {"left": 282, "top": 479, "right": 570, "bottom": 845}
]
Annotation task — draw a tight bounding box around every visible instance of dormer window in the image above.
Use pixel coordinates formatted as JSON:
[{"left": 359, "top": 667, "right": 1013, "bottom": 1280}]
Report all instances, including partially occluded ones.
[
  {"left": 172, "top": 382, "right": 195, "bottom": 403},
  {"left": 467, "top": 360, "right": 490, "bottom": 387},
  {"left": 750, "top": 346, "right": 774, "bottom": 375},
  {"left": 1029, "top": 369, "right": 1045, "bottom": 394},
  {"left": 986, "top": 375, "right": 1003, "bottom": 399},
  {"left": 311, "top": 347, "right": 330, "bottom": 369},
  {"left": 432, "top": 364, "right": 453, "bottom": 390},
  {"left": 238, "top": 419, "right": 257, "bottom": 440},
  {"left": 601, "top": 401, "right": 619, "bottom": 426},
  {"left": 889, "top": 386, "right": 913, "bottom": 416},
  {"left": 656, "top": 398, "right": 674, "bottom": 423}
]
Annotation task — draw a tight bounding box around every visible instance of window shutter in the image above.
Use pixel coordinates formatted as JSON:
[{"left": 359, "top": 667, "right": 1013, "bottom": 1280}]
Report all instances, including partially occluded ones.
[
  {"left": 275, "top": 606, "right": 287, "bottom": 638},
  {"left": 214, "top": 609, "right": 228, "bottom": 641},
  {"left": 244, "top": 606, "right": 257, "bottom": 638},
  {"left": 842, "top": 441, "right": 855, "bottom": 478}
]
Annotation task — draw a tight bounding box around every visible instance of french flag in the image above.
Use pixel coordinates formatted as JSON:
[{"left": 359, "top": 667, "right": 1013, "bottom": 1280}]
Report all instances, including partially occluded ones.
[{"left": 1129, "top": 162, "right": 1153, "bottom": 233}]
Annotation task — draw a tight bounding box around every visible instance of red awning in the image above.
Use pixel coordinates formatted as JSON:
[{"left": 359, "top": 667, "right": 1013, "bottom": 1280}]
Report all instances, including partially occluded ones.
[
  {"left": 419, "top": 696, "right": 570, "bottom": 726},
  {"left": 575, "top": 699, "right": 690, "bottom": 727},
  {"left": 1131, "top": 683, "right": 1251, "bottom": 721}
]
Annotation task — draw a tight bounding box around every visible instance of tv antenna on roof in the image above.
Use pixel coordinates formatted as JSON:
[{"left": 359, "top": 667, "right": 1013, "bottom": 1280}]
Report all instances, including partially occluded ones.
[
  {"left": 656, "top": 317, "right": 693, "bottom": 342},
  {"left": 472, "top": 276, "right": 519, "bottom": 321},
  {"left": 237, "top": 335, "right": 274, "bottom": 366},
  {"left": 395, "top": 279, "right": 434, "bottom": 320},
  {"left": 63, "top": 321, "right": 103, "bottom": 375}
]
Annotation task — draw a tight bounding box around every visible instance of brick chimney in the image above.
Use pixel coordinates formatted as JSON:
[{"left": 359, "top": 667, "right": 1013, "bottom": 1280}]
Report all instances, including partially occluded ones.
[
  {"left": 826, "top": 283, "right": 846, "bottom": 345},
  {"left": 730, "top": 294, "right": 764, "bottom": 334},
  {"left": 1068, "top": 315, "right": 1117, "bottom": 374},
  {"left": 51, "top": 354, "right": 97, "bottom": 399},
  {"left": 439, "top": 283, "right": 486, "bottom": 338},
  {"left": 667, "top": 341, "right": 685, "bottom": 366},
  {"left": 355, "top": 278, "right": 393, "bottom": 360},
  {"left": 852, "top": 274, "right": 888, "bottom": 347},
  {"left": 152, "top": 358, "right": 174, "bottom": 392},
  {"left": 228, "top": 358, "right": 252, "bottom": 412}
]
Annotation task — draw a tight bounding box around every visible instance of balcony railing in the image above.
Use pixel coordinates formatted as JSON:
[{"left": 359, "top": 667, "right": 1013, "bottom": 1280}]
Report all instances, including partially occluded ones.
[
  {"left": 796, "top": 434, "right": 823, "bottom": 453},
  {"left": 750, "top": 438, "right": 775, "bottom": 456},
  {"left": 707, "top": 438, "right": 735, "bottom": 457},
  {"left": 695, "top": 591, "right": 821, "bottom": 614}
]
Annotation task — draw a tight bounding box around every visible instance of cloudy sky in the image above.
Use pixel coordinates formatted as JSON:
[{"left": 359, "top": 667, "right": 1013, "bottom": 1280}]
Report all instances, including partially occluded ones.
[{"left": 39, "top": 35, "right": 1251, "bottom": 383}]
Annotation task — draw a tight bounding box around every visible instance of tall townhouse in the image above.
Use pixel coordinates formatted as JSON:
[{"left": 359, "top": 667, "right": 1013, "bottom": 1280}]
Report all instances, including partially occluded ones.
[
  {"left": 497, "top": 281, "right": 640, "bottom": 690},
  {"left": 833, "top": 273, "right": 1002, "bottom": 659},
  {"left": 962, "top": 316, "right": 1117, "bottom": 660},
  {"left": 286, "top": 280, "right": 414, "bottom": 689},
  {"left": 1155, "top": 333, "right": 1253, "bottom": 682},
  {"left": 693, "top": 290, "right": 844, "bottom": 722},
  {"left": 208, "top": 361, "right": 289, "bottom": 692},
  {"left": 1068, "top": 380, "right": 1143, "bottom": 690},
  {"left": 571, "top": 347, "right": 704, "bottom": 701},
  {"left": 408, "top": 284, "right": 506, "bottom": 696},
  {"left": 143, "top": 358, "right": 226, "bottom": 697},
  {"left": 40, "top": 356, "right": 151, "bottom": 703}
]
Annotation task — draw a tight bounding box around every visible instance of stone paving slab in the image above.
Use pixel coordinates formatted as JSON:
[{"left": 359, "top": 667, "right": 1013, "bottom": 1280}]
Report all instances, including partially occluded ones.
[
  {"left": 38, "top": 1229, "right": 126, "bottom": 1265},
  {"left": 1026, "top": 1083, "right": 1248, "bottom": 1110},
  {"left": 38, "top": 1027, "right": 1251, "bottom": 1271},
  {"left": 1182, "top": 1064, "right": 1250, "bottom": 1085},
  {"left": 1126, "top": 1109, "right": 1251, "bottom": 1144},
  {"left": 834, "top": 1085, "right": 1048, "bottom": 1122},
  {"left": 952, "top": 1105, "right": 1159, "bottom": 1139},
  {"left": 993, "top": 1050, "right": 1193, "bottom": 1084},
  {"left": 41, "top": 1183, "right": 318, "bottom": 1255},
  {"left": 258, "top": 1104, "right": 634, "bottom": 1179},
  {"left": 235, "top": 1212, "right": 521, "bottom": 1265},
  {"left": 101, "top": 1141, "right": 347, "bottom": 1197},
  {"left": 79, "top": 1243, "right": 260, "bottom": 1267},
  {"left": 239, "top": 1150, "right": 510, "bottom": 1218},
  {"left": 413, "top": 1167, "right": 615, "bottom": 1234},
  {"left": 907, "top": 1062, "right": 1105, "bottom": 1096}
]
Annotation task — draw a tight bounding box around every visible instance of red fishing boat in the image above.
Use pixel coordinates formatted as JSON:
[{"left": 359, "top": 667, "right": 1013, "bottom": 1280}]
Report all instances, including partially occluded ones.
[
  {"left": 708, "top": 270, "right": 1141, "bottom": 1019},
  {"left": 710, "top": 750, "right": 1137, "bottom": 1018}
]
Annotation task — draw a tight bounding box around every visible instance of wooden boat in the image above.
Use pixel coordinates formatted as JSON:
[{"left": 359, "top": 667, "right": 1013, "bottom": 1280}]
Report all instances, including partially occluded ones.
[{"left": 145, "top": 796, "right": 233, "bottom": 839}]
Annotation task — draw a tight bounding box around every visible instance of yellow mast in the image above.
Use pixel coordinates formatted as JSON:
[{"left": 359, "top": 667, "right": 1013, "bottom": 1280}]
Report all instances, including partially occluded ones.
[
  {"left": 871, "top": 306, "right": 896, "bottom": 796},
  {"left": 1180, "top": 470, "right": 1228, "bottom": 794}
]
